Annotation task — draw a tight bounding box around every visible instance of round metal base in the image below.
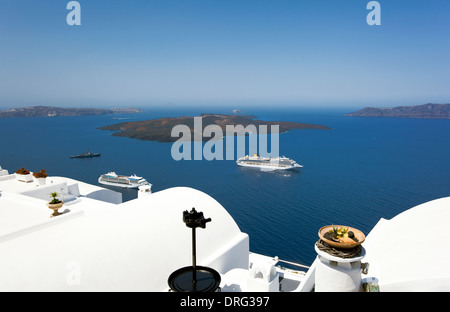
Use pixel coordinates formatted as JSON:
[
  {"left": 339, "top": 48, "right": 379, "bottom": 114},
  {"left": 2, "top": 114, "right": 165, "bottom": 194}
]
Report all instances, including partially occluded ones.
[{"left": 168, "top": 266, "right": 221, "bottom": 292}]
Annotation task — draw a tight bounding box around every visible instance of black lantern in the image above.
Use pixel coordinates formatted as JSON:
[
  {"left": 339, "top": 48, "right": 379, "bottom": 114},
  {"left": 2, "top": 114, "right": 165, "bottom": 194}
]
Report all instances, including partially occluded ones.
[{"left": 167, "top": 208, "right": 221, "bottom": 292}]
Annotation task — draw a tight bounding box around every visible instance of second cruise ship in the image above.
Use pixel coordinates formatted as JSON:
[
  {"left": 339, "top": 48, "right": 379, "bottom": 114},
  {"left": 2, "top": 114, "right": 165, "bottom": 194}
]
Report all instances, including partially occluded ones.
[{"left": 236, "top": 154, "right": 303, "bottom": 171}]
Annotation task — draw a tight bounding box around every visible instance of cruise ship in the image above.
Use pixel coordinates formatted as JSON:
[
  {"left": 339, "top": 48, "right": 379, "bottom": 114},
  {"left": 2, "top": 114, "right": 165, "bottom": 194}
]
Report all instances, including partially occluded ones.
[
  {"left": 98, "top": 172, "right": 151, "bottom": 189},
  {"left": 236, "top": 154, "right": 303, "bottom": 171},
  {"left": 0, "top": 162, "right": 449, "bottom": 292}
]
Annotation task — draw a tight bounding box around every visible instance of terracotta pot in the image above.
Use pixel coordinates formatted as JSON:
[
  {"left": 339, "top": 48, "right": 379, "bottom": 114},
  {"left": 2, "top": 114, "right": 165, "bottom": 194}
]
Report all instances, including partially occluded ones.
[
  {"left": 47, "top": 201, "right": 64, "bottom": 218},
  {"left": 318, "top": 225, "right": 365, "bottom": 249}
]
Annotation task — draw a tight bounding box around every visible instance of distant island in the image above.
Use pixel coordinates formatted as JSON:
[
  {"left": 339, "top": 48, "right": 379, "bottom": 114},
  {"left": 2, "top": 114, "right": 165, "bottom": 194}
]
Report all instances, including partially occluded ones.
[
  {"left": 0, "top": 106, "right": 143, "bottom": 118},
  {"left": 347, "top": 103, "right": 450, "bottom": 119},
  {"left": 98, "top": 113, "right": 331, "bottom": 142}
]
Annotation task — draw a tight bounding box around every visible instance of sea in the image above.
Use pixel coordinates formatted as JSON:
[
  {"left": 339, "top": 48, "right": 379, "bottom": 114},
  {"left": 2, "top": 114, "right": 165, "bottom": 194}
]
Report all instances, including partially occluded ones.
[{"left": 1, "top": 106, "right": 449, "bottom": 266}]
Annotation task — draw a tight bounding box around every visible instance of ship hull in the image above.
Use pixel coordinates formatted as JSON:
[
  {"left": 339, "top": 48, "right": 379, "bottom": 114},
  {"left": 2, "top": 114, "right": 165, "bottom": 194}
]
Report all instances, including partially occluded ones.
[
  {"left": 98, "top": 180, "right": 142, "bottom": 189},
  {"left": 236, "top": 162, "right": 301, "bottom": 170},
  {"left": 70, "top": 154, "right": 101, "bottom": 158}
]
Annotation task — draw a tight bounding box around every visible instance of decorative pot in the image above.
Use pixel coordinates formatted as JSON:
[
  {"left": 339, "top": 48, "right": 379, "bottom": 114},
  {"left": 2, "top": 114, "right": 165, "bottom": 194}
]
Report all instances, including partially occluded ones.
[
  {"left": 34, "top": 177, "right": 47, "bottom": 186},
  {"left": 318, "top": 225, "right": 365, "bottom": 249},
  {"left": 47, "top": 201, "right": 64, "bottom": 218},
  {"left": 15, "top": 173, "right": 33, "bottom": 183}
]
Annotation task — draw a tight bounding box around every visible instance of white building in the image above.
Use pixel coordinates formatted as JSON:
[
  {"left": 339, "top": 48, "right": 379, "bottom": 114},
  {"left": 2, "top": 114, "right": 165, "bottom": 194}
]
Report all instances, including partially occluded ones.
[{"left": 0, "top": 165, "right": 449, "bottom": 292}]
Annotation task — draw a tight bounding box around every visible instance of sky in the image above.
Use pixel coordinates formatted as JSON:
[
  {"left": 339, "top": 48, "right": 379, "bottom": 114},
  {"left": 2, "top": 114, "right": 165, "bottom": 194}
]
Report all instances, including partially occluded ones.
[{"left": 1, "top": 0, "right": 449, "bottom": 109}]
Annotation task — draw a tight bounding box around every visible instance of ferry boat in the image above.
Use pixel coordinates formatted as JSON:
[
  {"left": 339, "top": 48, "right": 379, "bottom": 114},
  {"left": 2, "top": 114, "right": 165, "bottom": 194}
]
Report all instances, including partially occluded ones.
[
  {"left": 70, "top": 150, "right": 101, "bottom": 158},
  {"left": 236, "top": 154, "right": 303, "bottom": 170},
  {"left": 98, "top": 172, "right": 151, "bottom": 189}
]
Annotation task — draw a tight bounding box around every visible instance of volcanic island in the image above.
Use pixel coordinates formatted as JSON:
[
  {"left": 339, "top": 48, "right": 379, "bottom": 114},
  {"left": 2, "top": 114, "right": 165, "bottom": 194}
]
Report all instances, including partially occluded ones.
[{"left": 98, "top": 114, "right": 331, "bottom": 143}]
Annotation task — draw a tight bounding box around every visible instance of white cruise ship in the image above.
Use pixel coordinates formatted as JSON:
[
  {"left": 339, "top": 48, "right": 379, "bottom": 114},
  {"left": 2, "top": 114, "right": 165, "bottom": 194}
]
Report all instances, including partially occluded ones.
[
  {"left": 236, "top": 154, "right": 303, "bottom": 171},
  {"left": 98, "top": 172, "right": 151, "bottom": 189}
]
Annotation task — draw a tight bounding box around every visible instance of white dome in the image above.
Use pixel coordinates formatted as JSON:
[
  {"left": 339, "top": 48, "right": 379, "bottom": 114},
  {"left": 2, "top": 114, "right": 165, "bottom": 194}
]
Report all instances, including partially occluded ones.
[
  {"left": 0, "top": 187, "right": 249, "bottom": 291},
  {"left": 363, "top": 196, "right": 450, "bottom": 291}
]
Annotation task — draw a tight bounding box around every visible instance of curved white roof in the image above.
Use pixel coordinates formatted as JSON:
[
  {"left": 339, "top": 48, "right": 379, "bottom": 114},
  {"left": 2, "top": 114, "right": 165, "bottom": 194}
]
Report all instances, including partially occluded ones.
[
  {"left": 363, "top": 196, "right": 450, "bottom": 291},
  {"left": 0, "top": 187, "right": 249, "bottom": 291}
]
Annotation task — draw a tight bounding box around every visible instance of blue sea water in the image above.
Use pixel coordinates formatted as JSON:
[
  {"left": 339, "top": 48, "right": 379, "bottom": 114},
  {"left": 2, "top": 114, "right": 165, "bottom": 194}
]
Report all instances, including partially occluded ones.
[{"left": 1, "top": 107, "right": 449, "bottom": 266}]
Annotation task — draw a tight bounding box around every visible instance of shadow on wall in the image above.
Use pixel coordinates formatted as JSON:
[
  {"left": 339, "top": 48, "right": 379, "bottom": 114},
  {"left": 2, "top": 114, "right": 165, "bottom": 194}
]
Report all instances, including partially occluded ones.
[{"left": 85, "top": 189, "right": 122, "bottom": 204}]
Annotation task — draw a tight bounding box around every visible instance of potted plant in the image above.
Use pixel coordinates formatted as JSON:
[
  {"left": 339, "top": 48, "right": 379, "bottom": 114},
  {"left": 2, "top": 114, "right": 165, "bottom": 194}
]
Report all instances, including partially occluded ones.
[
  {"left": 47, "top": 192, "right": 64, "bottom": 218},
  {"left": 15, "top": 167, "right": 33, "bottom": 183},
  {"left": 318, "top": 224, "right": 366, "bottom": 249},
  {"left": 33, "top": 169, "right": 48, "bottom": 186}
]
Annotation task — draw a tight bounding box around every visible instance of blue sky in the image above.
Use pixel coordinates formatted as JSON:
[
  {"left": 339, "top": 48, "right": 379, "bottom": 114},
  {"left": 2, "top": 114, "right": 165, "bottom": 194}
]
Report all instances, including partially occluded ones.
[{"left": 1, "top": 0, "right": 449, "bottom": 108}]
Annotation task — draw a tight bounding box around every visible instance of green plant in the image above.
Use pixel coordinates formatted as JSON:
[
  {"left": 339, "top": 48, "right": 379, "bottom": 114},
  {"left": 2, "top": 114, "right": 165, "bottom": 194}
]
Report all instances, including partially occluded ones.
[
  {"left": 329, "top": 225, "right": 349, "bottom": 239},
  {"left": 49, "top": 192, "right": 62, "bottom": 204}
]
